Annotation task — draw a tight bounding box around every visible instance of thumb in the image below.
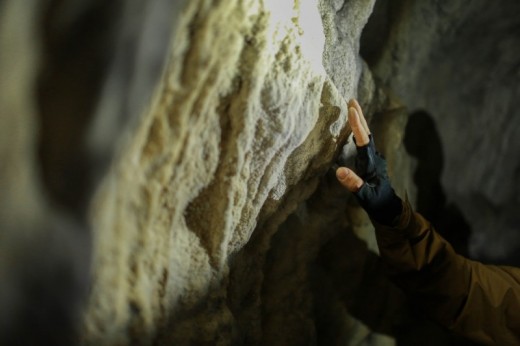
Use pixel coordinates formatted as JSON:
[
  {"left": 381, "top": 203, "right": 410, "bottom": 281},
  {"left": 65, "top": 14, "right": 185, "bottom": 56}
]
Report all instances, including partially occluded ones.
[{"left": 336, "top": 167, "right": 364, "bottom": 193}]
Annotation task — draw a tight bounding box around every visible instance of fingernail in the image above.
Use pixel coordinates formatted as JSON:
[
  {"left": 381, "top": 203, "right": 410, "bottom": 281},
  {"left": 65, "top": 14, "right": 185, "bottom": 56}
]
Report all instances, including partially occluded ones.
[{"left": 336, "top": 168, "right": 349, "bottom": 180}]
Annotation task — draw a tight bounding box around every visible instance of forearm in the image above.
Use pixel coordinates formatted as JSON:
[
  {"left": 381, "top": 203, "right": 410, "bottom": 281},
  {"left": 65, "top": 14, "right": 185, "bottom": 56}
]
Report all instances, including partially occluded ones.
[
  {"left": 374, "top": 200, "right": 470, "bottom": 325},
  {"left": 374, "top": 200, "right": 520, "bottom": 345},
  {"left": 335, "top": 99, "right": 520, "bottom": 344}
]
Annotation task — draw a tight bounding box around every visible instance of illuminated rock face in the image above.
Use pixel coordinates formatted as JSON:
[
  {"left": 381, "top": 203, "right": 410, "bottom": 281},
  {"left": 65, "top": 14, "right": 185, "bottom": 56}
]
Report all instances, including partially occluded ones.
[
  {"left": 0, "top": 0, "right": 431, "bottom": 345},
  {"left": 82, "top": 1, "right": 392, "bottom": 344}
]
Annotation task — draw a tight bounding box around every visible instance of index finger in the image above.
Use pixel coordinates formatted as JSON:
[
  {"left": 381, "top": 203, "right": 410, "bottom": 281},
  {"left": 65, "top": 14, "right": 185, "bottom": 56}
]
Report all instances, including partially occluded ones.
[{"left": 348, "top": 106, "right": 370, "bottom": 146}]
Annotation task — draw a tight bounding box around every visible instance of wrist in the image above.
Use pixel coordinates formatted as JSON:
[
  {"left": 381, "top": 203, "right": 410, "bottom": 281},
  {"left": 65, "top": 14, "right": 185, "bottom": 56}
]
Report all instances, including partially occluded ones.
[
  {"left": 369, "top": 191, "right": 403, "bottom": 226},
  {"left": 355, "top": 182, "right": 403, "bottom": 226}
]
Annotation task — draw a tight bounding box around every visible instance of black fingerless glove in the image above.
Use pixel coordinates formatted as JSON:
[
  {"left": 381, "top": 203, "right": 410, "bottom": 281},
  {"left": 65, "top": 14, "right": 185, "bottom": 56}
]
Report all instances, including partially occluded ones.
[{"left": 354, "top": 136, "right": 403, "bottom": 226}]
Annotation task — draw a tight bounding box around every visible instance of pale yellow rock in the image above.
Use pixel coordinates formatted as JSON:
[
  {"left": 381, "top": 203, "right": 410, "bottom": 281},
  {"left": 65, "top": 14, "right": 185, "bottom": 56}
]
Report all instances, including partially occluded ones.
[
  {"left": 82, "top": 1, "right": 351, "bottom": 344},
  {"left": 0, "top": 0, "right": 417, "bottom": 344}
]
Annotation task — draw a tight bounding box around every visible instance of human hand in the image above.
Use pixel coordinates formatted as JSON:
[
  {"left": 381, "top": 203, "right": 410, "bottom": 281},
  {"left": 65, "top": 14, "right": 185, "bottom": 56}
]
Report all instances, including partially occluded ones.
[{"left": 335, "top": 99, "right": 402, "bottom": 226}]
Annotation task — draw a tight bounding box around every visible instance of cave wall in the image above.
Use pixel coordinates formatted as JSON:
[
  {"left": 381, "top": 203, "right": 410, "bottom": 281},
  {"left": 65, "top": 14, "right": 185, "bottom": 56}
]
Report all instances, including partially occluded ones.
[
  {"left": 2, "top": 0, "right": 482, "bottom": 345},
  {"left": 82, "top": 1, "right": 400, "bottom": 344}
]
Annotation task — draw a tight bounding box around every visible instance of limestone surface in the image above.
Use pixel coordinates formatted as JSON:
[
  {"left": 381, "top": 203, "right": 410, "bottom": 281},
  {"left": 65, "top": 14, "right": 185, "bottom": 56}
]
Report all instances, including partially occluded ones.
[
  {"left": 80, "top": 0, "right": 416, "bottom": 344},
  {"left": 82, "top": 0, "right": 355, "bottom": 344},
  {"left": 1, "top": 0, "right": 419, "bottom": 345}
]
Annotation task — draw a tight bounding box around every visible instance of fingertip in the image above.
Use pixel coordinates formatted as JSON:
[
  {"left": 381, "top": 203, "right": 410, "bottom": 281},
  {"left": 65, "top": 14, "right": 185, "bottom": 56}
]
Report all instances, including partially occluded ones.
[{"left": 336, "top": 167, "right": 364, "bottom": 192}]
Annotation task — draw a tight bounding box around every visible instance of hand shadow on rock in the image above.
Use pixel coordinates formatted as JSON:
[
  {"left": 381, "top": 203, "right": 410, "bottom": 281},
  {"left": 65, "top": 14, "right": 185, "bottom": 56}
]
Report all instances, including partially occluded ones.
[{"left": 404, "top": 110, "right": 472, "bottom": 257}]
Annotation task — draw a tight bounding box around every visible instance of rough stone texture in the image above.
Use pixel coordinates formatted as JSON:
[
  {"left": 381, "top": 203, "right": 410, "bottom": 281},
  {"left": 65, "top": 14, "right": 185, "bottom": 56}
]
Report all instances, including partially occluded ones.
[
  {"left": 82, "top": 1, "right": 372, "bottom": 344},
  {"left": 4, "top": 0, "right": 491, "bottom": 345},
  {"left": 364, "top": 0, "right": 520, "bottom": 264}
]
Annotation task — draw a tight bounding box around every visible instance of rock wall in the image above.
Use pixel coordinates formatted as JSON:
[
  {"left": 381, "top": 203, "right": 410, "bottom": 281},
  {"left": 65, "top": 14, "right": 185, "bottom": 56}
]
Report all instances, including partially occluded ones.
[
  {"left": 82, "top": 1, "right": 402, "bottom": 344},
  {"left": 12, "top": 0, "right": 518, "bottom": 345}
]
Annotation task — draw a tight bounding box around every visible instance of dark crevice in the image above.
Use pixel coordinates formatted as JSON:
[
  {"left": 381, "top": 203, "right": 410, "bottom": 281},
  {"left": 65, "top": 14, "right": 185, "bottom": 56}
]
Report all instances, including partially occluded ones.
[
  {"left": 359, "top": 0, "right": 408, "bottom": 67},
  {"left": 36, "top": 0, "right": 120, "bottom": 220}
]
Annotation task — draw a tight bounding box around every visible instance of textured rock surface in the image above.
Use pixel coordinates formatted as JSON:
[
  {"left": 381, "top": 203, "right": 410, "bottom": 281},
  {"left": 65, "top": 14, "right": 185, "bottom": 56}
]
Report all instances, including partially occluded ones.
[
  {"left": 82, "top": 0, "right": 369, "bottom": 344},
  {"left": 364, "top": 0, "right": 520, "bottom": 264},
  {"left": 80, "top": 1, "right": 418, "bottom": 343},
  {"left": 1, "top": 0, "right": 416, "bottom": 344},
  {"left": 10, "top": 0, "right": 520, "bottom": 345}
]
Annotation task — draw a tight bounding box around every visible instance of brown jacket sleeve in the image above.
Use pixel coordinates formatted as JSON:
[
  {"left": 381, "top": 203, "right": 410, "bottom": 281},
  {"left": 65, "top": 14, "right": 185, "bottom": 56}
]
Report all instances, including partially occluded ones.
[{"left": 374, "top": 199, "right": 520, "bottom": 345}]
